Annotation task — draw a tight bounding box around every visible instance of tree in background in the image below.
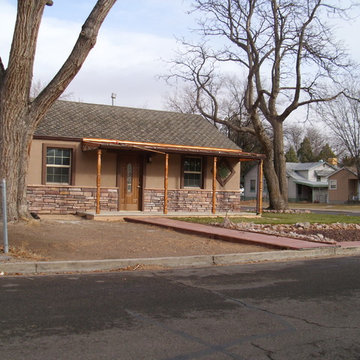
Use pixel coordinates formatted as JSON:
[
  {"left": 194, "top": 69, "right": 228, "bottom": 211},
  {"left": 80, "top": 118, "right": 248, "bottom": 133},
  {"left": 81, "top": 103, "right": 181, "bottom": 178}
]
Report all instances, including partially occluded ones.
[
  {"left": 297, "top": 137, "right": 316, "bottom": 163},
  {"left": 284, "top": 125, "right": 304, "bottom": 153},
  {"left": 284, "top": 124, "right": 338, "bottom": 162},
  {"left": 318, "top": 83, "right": 360, "bottom": 179},
  {"left": 167, "top": 0, "right": 354, "bottom": 210},
  {"left": 285, "top": 147, "right": 299, "bottom": 163},
  {"left": 0, "top": 0, "right": 116, "bottom": 220},
  {"left": 317, "top": 143, "right": 336, "bottom": 162}
]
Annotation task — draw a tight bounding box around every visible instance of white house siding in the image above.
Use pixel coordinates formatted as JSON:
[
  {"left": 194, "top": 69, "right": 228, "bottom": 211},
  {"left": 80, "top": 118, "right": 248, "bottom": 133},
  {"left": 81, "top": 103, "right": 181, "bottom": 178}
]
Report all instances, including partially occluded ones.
[
  {"left": 244, "top": 161, "right": 337, "bottom": 203},
  {"left": 288, "top": 177, "right": 297, "bottom": 202}
]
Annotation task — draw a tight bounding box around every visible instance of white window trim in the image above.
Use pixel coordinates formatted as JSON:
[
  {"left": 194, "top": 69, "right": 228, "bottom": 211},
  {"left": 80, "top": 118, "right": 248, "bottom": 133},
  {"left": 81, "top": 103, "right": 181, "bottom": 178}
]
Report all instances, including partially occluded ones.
[{"left": 329, "top": 179, "right": 337, "bottom": 190}]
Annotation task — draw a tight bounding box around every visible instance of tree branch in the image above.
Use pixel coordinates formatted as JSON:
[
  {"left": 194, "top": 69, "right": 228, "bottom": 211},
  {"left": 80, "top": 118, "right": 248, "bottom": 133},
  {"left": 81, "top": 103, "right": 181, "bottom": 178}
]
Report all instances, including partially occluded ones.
[
  {"left": 31, "top": 0, "right": 116, "bottom": 125},
  {"left": 0, "top": 57, "right": 5, "bottom": 82}
]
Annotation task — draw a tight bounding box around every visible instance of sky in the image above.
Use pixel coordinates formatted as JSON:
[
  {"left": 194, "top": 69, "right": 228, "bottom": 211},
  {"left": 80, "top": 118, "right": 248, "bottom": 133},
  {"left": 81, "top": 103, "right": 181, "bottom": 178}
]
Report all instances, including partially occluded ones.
[{"left": 1, "top": 0, "right": 360, "bottom": 111}]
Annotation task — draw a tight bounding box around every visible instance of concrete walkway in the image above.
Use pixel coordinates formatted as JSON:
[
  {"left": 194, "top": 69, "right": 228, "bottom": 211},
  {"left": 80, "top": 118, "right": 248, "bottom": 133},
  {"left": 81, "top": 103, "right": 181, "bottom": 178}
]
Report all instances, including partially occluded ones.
[{"left": 124, "top": 217, "right": 337, "bottom": 250}]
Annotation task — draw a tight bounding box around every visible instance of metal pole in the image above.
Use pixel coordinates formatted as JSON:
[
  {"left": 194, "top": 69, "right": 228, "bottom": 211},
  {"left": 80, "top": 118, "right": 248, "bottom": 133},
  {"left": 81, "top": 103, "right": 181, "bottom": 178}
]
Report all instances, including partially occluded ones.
[
  {"left": 96, "top": 149, "right": 102, "bottom": 214},
  {"left": 2, "top": 179, "right": 8, "bottom": 254},
  {"left": 163, "top": 153, "right": 169, "bottom": 214},
  {"left": 212, "top": 156, "right": 217, "bottom": 214}
]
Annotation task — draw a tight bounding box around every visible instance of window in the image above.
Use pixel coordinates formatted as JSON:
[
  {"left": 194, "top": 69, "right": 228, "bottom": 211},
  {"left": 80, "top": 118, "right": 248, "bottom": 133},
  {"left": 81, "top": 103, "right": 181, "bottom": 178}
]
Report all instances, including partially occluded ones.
[
  {"left": 183, "top": 157, "right": 202, "bottom": 188},
  {"left": 45, "top": 147, "right": 73, "bottom": 184},
  {"left": 250, "top": 179, "right": 256, "bottom": 192},
  {"left": 329, "top": 179, "right": 337, "bottom": 190},
  {"left": 216, "top": 158, "right": 235, "bottom": 186}
]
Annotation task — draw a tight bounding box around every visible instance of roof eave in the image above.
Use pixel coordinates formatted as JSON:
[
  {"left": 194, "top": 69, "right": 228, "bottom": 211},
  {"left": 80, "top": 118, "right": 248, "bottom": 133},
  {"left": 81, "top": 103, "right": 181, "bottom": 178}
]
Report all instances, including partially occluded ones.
[{"left": 82, "top": 138, "right": 266, "bottom": 160}]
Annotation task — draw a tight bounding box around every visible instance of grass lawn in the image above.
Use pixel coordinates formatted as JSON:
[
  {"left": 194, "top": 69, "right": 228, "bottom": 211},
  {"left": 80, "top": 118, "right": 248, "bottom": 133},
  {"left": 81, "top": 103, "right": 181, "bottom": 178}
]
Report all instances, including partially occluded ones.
[
  {"left": 289, "top": 203, "right": 360, "bottom": 212},
  {"left": 176, "top": 212, "right": 360, "bottom": 226},
  {"left": 242, "top": 200, "right": 360, "bottom": 212}
]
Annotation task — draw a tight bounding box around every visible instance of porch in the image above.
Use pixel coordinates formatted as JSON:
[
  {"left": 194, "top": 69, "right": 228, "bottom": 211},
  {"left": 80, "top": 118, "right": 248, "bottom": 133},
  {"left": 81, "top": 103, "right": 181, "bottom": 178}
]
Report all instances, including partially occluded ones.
[{"left": 82, "top": 138, "right": 266, "bottom": 215}]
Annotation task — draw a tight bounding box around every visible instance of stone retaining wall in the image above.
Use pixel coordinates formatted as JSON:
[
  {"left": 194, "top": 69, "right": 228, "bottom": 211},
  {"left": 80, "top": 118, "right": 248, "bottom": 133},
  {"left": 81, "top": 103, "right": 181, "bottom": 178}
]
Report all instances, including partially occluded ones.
[
  {"left": 27, "top": 186, "right": 241, "bottom": 214},
  {"left": 27, "top": 185, "right": 118, "bottom": 214},
  {"left": 144, "top": 189, "right": 241, "bottom": 213}
]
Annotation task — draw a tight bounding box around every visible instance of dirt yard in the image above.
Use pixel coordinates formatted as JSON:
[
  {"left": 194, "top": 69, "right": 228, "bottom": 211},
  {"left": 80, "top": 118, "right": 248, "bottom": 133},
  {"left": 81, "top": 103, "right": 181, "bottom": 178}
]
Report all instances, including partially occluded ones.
[{"left": 1, "top": 216, "right": 271, "bottom": 261}]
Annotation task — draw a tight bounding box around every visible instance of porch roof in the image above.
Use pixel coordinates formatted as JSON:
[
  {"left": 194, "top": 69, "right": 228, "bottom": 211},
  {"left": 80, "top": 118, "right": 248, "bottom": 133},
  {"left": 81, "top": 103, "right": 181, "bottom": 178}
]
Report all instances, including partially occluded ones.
[
  {"left": 81, "top": 138, "right": 266, "bottom": 160},
  {"left": 293, "top": 179, "right": 328, "bottom": 188}
]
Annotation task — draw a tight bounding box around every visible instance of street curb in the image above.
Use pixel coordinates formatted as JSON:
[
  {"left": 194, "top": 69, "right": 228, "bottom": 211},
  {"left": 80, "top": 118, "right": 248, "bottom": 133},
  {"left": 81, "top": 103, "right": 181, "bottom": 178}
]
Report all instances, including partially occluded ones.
[{"left": 1, "top": 246, "right": 360, "bottom": 275}]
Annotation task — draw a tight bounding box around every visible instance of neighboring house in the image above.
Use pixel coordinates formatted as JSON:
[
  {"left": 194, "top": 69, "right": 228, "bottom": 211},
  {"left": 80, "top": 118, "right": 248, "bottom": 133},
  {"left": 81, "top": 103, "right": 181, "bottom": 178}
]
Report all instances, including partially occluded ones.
[
  {"left": 27, "top": 100, "right": 265, "bottom": 215},
  {"left": 286, "top": 162, "right": 337, "bottom": 203},
  {"left": 243, "top": 165, "right": 268, "bottom": 201},
  {"left": 328, "top": 167, "right": 360, "bottom": 204},
  {"left": 244, "top": 161, "right": 337, "bottom": 203}
]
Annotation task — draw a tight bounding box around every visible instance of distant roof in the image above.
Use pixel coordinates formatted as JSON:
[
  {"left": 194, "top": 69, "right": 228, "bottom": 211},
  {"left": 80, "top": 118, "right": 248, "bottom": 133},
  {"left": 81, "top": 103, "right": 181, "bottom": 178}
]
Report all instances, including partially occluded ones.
[
  {"left": 328, "top": 167, "right": 358, "bottom": 178},
  {"left": 287, "top": 170, "right": 329, "bottom": 188},
  {"left": 286, "top": 162, "right": 334, "bottom": 171},
  {"left": 286, "top": 161, "right": 337, "bottom": 188},
  {"left": 35, "top": 100, "right": 240, "bottom": 150}
]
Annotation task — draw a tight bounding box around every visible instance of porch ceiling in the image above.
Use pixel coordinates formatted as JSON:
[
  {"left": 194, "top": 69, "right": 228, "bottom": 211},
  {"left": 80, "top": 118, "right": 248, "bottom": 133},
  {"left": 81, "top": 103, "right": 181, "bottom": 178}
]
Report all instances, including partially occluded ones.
[{"left": 81, "top": 138, "right": 266, "bottom": 160}]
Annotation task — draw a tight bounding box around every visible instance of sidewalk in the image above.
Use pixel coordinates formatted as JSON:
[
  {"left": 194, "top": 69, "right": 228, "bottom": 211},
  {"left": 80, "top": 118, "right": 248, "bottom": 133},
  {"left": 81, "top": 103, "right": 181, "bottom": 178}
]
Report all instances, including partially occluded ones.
[
  {"left": 124, "top": 217, "right": 337, "bottom": 250},
  {"left": 1, "top": 217, "right": 360, "bottom": 275}
]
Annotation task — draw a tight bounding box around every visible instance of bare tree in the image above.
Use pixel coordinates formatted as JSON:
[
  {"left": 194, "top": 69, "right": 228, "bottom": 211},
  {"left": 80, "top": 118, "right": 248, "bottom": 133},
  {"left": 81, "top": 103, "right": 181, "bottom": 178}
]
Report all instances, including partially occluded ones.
[
  {"left": 319, "top": 83, "right": 360, "bottom": 178},
  {"left": 284, "top": 124, "right": 305, "bottom": 153},
  {"left": 0, "top": 0, "right": 116, "bottom": 221},
  {"left": 167, "top": 0, "right": 354, "bottom": 209},
  {"left": 31, "top": 79, "right": 74, "bottom": 100}
]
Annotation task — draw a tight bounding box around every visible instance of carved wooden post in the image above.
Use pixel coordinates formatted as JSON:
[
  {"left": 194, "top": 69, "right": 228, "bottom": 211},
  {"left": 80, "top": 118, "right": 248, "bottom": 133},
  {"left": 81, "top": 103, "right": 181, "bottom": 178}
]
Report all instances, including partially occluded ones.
[
  {"left": 256, "top": 159, "right": 263, "bottom": 215},
  {"left": 212, "top": 156, "right": 217, "bottom": 214},
  {"left": 96, "top": 149, "right": 102, "bottom": 214},
  {"left": 164, "top": 153, "right": 169, "bottom": 214}
]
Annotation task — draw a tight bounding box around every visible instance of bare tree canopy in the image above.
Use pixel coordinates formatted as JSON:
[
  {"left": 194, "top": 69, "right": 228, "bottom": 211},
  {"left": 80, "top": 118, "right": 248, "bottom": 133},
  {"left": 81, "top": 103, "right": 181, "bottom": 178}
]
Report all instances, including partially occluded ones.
[
  {"left": 318, "top": 81, "right": 360, "bottom": 178},
  {"left": 0, "top": 0, "right": 116, "bottom": 221},
  {"left": 167, "top": 0, "right": 356, "bottom": 209}
]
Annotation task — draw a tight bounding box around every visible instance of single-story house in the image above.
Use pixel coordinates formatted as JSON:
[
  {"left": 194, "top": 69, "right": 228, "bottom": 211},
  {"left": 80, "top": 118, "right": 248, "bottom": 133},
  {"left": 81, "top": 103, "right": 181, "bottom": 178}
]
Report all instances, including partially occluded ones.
[
  {"left": 328, "top": 167, "right": 360, "bottom": 204},
  {"left": 244, "top": 161, "right": 337, "bottom": 203},
  {"left": 27, "top": 100, "right": 265, "bottom": 215}
]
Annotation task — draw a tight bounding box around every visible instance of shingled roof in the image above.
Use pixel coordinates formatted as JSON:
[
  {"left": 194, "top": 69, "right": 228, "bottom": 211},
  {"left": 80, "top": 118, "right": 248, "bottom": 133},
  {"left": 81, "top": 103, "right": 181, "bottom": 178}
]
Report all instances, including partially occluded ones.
[{"left": 35, "top": 100, "right": 240, "bottom": 150}]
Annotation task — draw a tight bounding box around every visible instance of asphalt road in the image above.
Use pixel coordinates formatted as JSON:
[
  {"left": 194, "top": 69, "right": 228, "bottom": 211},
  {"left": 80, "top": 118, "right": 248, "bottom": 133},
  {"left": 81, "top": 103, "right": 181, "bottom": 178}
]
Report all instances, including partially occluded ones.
[{"left": 1, "top": 256, "right": 360, "bottom": 359}]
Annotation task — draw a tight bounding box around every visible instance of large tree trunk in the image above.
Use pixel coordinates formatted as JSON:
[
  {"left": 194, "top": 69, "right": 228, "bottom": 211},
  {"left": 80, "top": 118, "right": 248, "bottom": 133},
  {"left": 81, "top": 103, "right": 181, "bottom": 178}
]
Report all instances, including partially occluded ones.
[
  {"left": 0, "top": 108, "right": 32, "bottom": 220},
  {"left": 263, "top": 157, "right": 287, "bottom": 210},
  {"left": 272, "top": 120, "right": 288, "bottom": 208},
  {"left": 0, "top": 0, "right": 116, "bottom": 221},
  {"left": 250, "top": 111, "right": 288, "bottom": 210}
]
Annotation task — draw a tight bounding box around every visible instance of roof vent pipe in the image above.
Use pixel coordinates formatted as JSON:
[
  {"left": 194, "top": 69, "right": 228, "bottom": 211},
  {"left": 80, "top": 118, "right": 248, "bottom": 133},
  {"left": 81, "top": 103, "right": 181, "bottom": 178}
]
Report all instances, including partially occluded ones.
[{"left": 111, "top": 93, "right": 116, "bottom": 106}]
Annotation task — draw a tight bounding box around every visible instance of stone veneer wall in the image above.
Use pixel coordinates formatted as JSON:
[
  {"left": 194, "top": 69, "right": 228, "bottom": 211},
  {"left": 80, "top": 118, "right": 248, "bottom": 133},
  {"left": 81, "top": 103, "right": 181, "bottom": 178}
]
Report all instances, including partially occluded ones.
[
  {"left": 27, "top": 185, "right": 118, "bottom": 214},
  {"left": 143, "top": 189, "right": 241, "bottom": 212},
  {"left": 27, "top": 186, "right": 241, "bottom": 214}
]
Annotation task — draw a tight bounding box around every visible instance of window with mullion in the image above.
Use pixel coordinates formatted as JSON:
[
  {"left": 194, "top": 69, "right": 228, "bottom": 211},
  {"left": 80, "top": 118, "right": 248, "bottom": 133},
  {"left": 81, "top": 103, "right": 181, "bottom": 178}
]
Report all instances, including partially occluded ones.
[
  {"left": 46, "top": 148, "right": 72, "bottom": 184},
  {"left": 183, "top": 157, "right": 202, "bottom": 188}
]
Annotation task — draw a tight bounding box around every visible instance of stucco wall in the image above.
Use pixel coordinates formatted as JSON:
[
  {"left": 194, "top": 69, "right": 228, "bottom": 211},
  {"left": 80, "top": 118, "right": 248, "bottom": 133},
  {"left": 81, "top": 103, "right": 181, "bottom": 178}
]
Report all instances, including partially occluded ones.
[
  {"left": 28, "top": 139, "right": 117, "bottom": 187},
  {"left": 328, "top": 170, "right": 358, "bottom": 203},
  {"left": 145, "top": 154, "right": 240, "bottom": 191},
  {"left": 145, "top": 153, "right": 181, "bottom": 189}
]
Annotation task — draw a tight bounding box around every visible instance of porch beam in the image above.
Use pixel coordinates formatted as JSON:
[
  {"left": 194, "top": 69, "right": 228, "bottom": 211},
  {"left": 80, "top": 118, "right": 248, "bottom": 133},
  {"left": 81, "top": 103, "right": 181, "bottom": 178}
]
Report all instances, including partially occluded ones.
[
  {"left": 96, "top": 149, "right": 102, "bottom": 214},
  {"left": 164, "top": 153, "right": 169, "bottom": 214},
  {"left": 212, "top": 156, "right": 217, "bottom": 214},
  {"left": 256, "top": 159, "right": 263, "bottom": 215}
]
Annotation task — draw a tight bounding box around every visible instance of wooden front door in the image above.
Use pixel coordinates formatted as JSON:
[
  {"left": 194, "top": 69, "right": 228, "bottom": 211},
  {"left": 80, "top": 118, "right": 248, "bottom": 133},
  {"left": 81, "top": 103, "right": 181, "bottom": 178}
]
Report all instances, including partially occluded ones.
[{"left": 118, "top": 154, "right": 142, "bottom": 211}]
